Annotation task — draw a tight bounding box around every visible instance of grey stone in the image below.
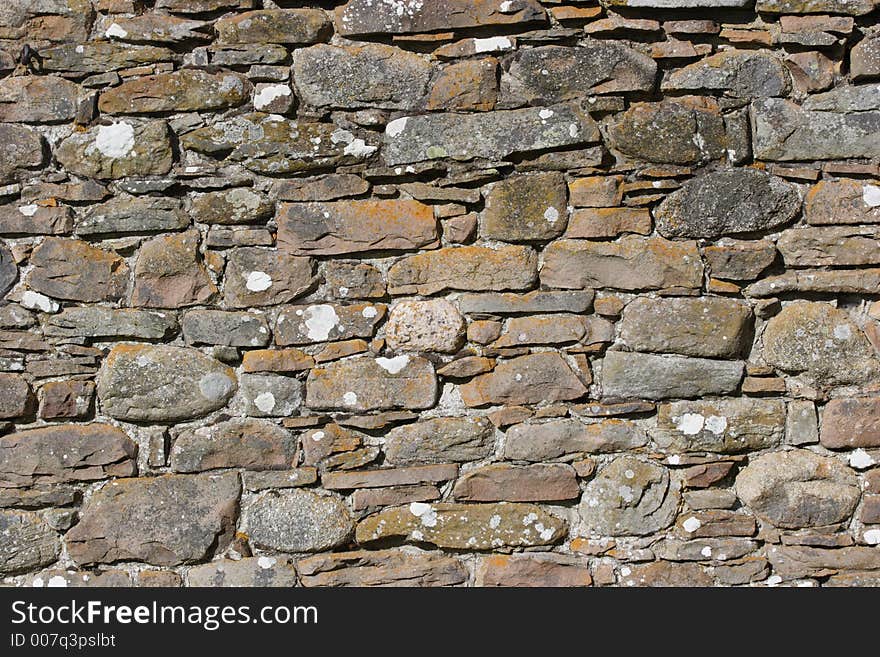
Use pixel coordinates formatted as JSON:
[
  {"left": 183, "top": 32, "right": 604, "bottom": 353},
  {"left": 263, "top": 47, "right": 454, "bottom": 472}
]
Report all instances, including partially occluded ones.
[
  {"left": 187, "top": 557, "right": 298, "bottom": 587},
  {"left": 786, "top": 401, "right": 819, "bottom": 446},
  {"left": 43, "top": 307, "right": 178, "bottom": 340},
  {"left": 662, "top": 51, "right": 790, "bottom": 98},
  {"left": 223, "top": 247, "right": 314, "bottom": 309},
  {"left": 460, "top": 352, "right": 588, "bottom": 407},
  {"left": 171, "top": 418, "right": 296, "bottom": 473},
  {"left": 215, "top": 9, "right": 330, "bottom": 44},
  {"left": 756, "top": 0, "right": 875, "bottom": 14},
  {"left": 0, "top": 242, "right": 15, "bottom": 298},
  {"left": 384, "top": 417, "right": 495, "bottom": 465},
  {"left": 504, "top": 418, "right": 649, "bottom": 461},
  {"left": 655, "top": 538, "right": 757, "bottom": 562},
  {"left": 0, "top": 204, "right": 73, "bottom": 236},
  {"left": 0, "top": 125, "right": 43, "bottom": 183},
  {"left": 654, "top": 399, "right": 786, "bottom": 453},
  {"left": 41, "top": 43, "right": 175, "bottom": 74},
  {"left": 803, "top": 84, "right": 880, "bottom": 112},
  {"left": 777, "top": 226, "right": 880, "bottom": 266},
  {"left": 602, "top": 351, "right": 744, "bottom": 401},
  {"left": 0, "top": 76, "right": 80, "bottom": 123},
  {"left": 76, "top": 195, "right": 188, "bottom": 236},
  {"left": 244, "top": 489, "right": 353, "bottom": 552},
  {"left": 190, "top": 188, "right": 274, "bottom": 225},
  {"left": 481, "top": 172, "right": 568, "bottom": 242},
  {"left": 182, "top": 310, "right": 271, "bottom": 347},
  {"left": 385, "top": 300, "right": 465, "bottom": 354},
  {"left": 0, "top": 511, "right": 59, "bottom": 576},
  {"left": 275, "top": 302, "right": 385, "bottom": 346},
  {"left": 239, "top": 373, "right": 302, "bottom": 418},
  {"left": 298, "top": 548, "right": 468, "bottom": 587},
  {"left": 56, "top": 120, "right": 173, "bottom": 179},
  {"left": 603, "top": 0, "right": 750, "bottom": 6},
  {"left": 458, "top": 290, "right": 593, "bottom": 315}
]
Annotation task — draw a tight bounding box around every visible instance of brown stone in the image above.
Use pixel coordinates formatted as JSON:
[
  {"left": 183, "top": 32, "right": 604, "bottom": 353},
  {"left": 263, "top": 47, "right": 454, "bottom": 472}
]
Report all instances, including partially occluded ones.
[
  {"left": 275, "top": 175, "right": 370, "bottom": 202},
  {"left": 385, "top": 299, "right": 465, "bottom": 354},
  {"left": 778, "top": 226, "right": 880, "bottom": 266},
  {"left": 453, "top": 463, "right": 580, "bottom": 502},
  {"left": 0, "top": 373, "right": 30, "bottom": 419},
  {"left": 767, "top": 545, "right": 880, "bottom": 580},
  {"left": 460, "top": 352, "right": 588, "bottom": 407},
  {"left": 132, "top": 231, "right": 216, "bottom": 309},
  {"left": 39, "top": 380, "right": 94, "bottom": 420},
  {"left": 99, "top": 70, "right": 251, "bottom": 114},
  {"left": 568, "top": 176, "right": 624, "bottom": 208},
  {"left": 0, "top": 204, "right": 73, "bottom": 236},
  {"left": 704, "top": 240, "right": 777, "bottom": 281},
  {"left": 427, "top": 58, "right": 497, "bottom": 111},
  {"left": 476, "top": 554, "right": 592, "bottom": 587},
  {"left": 275, "top": 302, "right": 384, "bottom": 346},
  {"left": 242, "top": 349, "right": 314, "bottom": 373},
  {"left": 504, "top": 418, "right": 649, "bottom": 461},
  {"left": 619, "top": 561, "right": 714, "bottom": 587},
  {"left": 805, "top": 179, "right": 880, "bottom": 225},
  {"left": 170, "top": 418, "right": 296, "bottom": 473},
  {"left": 223, "top": 247, "right": 314, "bottom": 309},
  {"left": 821, "top": 398, "right": 880, "bottom": 448},
  {"left": 565, "top": 208, "right": 652, "bottom": 239},
  {"left": 216, "top": 9, "right": 330, "bottom": 44},
  {"left": 27, "top": 238, "right": 129, "bottom": 303},
  {"left": 676, "top": 510, "right": 756, "bottom": 538},
  {"left": 0, "top": 76, "right": 79, "bottom": 123},
  {"left": 351, "top": 485, "right": 441, "bottom": 511},
  {"left": 683, "top": 462, "right": 736, "bottom": 488},
  {"left": 323, "top": 464, "right": 458, "bottom": 490},
  {"left": 299, "top": 549, "right": 468, "bottom": 587},
  {"left": 55, "top": 120, "right": 172, "bottom": 180},
  {"left": 482, "top": 172, "right": 568, "bottom": 242}
]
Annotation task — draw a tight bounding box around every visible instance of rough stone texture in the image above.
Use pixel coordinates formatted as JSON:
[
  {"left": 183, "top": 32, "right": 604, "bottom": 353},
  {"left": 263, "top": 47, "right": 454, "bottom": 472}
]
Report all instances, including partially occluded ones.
[
  {"left": 0, "top": 76, "right": 80, "bottom": 123},
  {"left": 654, "top": 399, "right": 785, "bottom": 453},
  {"left": 736, "top": 450, "right": 860, "bottom": 528},
  {"left": 453, "top": 464, "right": 580, "bottom": 502},
  {"left": 77, "top": 195, "right": 188, "bottom": 236},
  {"left": 805, "top": 179, "right": 880, "bottom": 226},
  {"left": 298, "top": 549, "right": 468, "bottom": 587},
  {"left": 821, "top": 398, "right": 880, "bottom": 449},
  {"left": 43, "top": 307, "right": 178, "bottom": 340},
  {"left": 662, "top": 51, "right": 791, "bottom": 98},
  {"left": 275, "top": 303, "right": 384, "bottom": 346},
  {"left": 384, "top": 417, "right": 494, "bottom": 466},
  {"left": 482, "top": 172, "right": 568, "bottom": 242},
  {"left": 602, "top": 352, "right": 744, "bottom": 400},
  {"left": 504, "top": 419, "right": 649, "bottom": 461},
  {"left": 187, "top": 557, "right": 298, "bottom": 588},
  {"left": 460, "top": 353, "right": 588, "bottom": 407},
  {"left": 171, "top": 418, "right": 295, "bottom": 473},
  {"left": 99, "top": 70, "right": 251, "bottom": 114},
  {"left": 385, "top": 300, "right": 465, "bottom": 354},
  {"left": 0, "top": 511, "right": 60, "bottom": 576},
  {"left": 190, "top": 188, "right": 274, "bottom": 226},
  {"left": 55, "top": 120, "right": 172, "bottom": 179},
  {"left": 243, "top": 489, "right": 353, "bottom": 553},
  {"left": 476, "top": 554, "right": 592, "bottom": 587},
  {"left": 66, "top": 473, "right": 240, "bottom": 566},
  {"left": 223, "top": 248, "right": 314, "bottom": 308},
  {"left": 27, "top": 238, "right": 129, "bottom": 303},
  {"left": 777, "top": 227, "right": 880, "bottom": 267},
  {"left": 131, "top": 230, "right": 217, "bottom": 309}
]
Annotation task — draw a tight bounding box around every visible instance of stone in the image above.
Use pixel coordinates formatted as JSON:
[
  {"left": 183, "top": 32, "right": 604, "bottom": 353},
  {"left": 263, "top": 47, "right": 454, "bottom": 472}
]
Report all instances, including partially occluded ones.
[
  {"left": 655, "top": 169, "right": 799, "bottom": 239},
  {"left": 481, "top": 172, "right": 568, "bottom": 242},
  {"left": 39, "top": 380, "right": 94, "bottom": 420},
  {"left": 182, "top": 310, "right": 270, "bottom": 347},
  {"left": 655, "top": 537, "right": 757, "bottom": 561},
  {"left": 351, "top": 485, "right": 440, "bottom": 511},
  {"left": 215, "top": 9, "right": 330, "bottom": 44},
  {"left": 66, "top": 473, "right": 240, "bottom": 566},
  {"left": 751, "top": 98, "right": 880, "bottom": 161},
  {"left": 293, "top": 43, "right": 431, "bottom": 110},
  {"left": 356, "top": 502, "right": 566, "bottom": 549},
  {"left": 504, "top": 418, "right": 649, "bottom": 461},
  {"left": 243, "top": 349, "right": 314, "bottom": 374},
  {"left": 786, "top": 400, "right": 819, "bottom": 446},
  {"left": 55, "top": 120, "right": 172, "bottom": 179},
  {"left": 0, "top": 511, "right": 59, "bottom": 576},
  {"left": 579, "top": 457, "right": 680, "bottom": 536},
  {"left": 491, "top": 314, "right": 609, "bottom": 348},
  {"left": 461, "top": 352, "right": 588, "bottom": 407},
  {"left": 277, "top": 200, "right": 437, "bottom": 256},
  {"left": 453, "top": 463, "right": 580, "bottom": 502},
  {"left": 662, "top": 51, "right": 790, "bottom": 98},
  {"left": 276, "top": 175, "right": 370, "bottom": 203},
  {"left": 821, "top": 398, "right": 880, "bottom": 449},
  {"left": 602, "top": 352, "right": 744, "bottom": 401},
  {"left": 190, "top": 188, "right": 273, "bottom": 225},
  {"left": 767, "top": 545, "right": 880, "bottom": 580},
  {"left": 100, "top": 14, "right": 209, "bottom": 44},
  {"left": 736, "top": 450, "right": 860, "bottom": 528},
  {"left": 0, "top": 204, "right": 73, "bottom": 236},
  {"left": 755, "top": 0, "right": 874, "bottom": 14},
  {"left": 564, "top": 208, "right": 652, "bottom": 239},
  {"left": 223, "top": 248, "right": 314, "bottom": 309},
  {"left": 306, "top": 355, "right": 437, "bottom": 412},
  {"left": 541, "top": 237, "right": 703, "bottom": 291},
  {"left": 171, "top": 418, "right": 296, "bottom": 473},
  {"left": 607, "top": 100, "right": 728, "bottom": 164},
  {"left": 275, "top": 303, "right": 385, "bottom": 346},
  {"left": 187, "top": 557, "right": 298, "bottom": 588},
  {"left": 762, "top": 302, "right": 879, "bottom": 387},
  {"left": 777, "top": 226, "right": 880, "bottom": 266},
  {"left": 619, "top": 297, "right": 752, "bottom": 359},
  {"left": 243, "top": 489, "right": 353, "bottom": 553},
  {"left": 569, "top": 176, "right": 623, "bottom": 208},
  {"left": 298, "top": 548, "right": 468, "bottom": 587},
  {"left": 300, "top": 423, "right": 364, "bottom": 467},
  {"left": 618, "top": 561, "right": 714, "bottom": 587},
  {"left": 476, "top": 554, "right": 592, "bottom": 587},
  {"left": 76, "top": 195, "right": 188, "bottom": 236},
  {"left": 27, "top": 238, "right": 129, "bottom": 303},
  {"left": 242, "top": 468, "right": 318, "bottom": 491},
  {"left": 427, "top": 58, "right": 498, "bottom": 111},
  {"left": 805, "top": 179, "right": 880, "bottom": 226},
  {"left": 382, "top": 102, "right": 599, "bottom": 166},
  {"left": 0, "top": 423, "right": 136, "bottom": 487},
  {"left": 131, "top": 231, "right": 217, "bottom": 309},
  {"left": 0, "top": 76, "right": 79, "bottom": 123},
  {"left": 384, "top": 417, "right": 495, "bottom": 465},
  {"left": 99, "top": 70, "right": 250, "bottom": 114},
  {"left": 385, "top": 300, "right": 465, "bottom": 353},
  {"left": 654, "top": 399, "right": 786, "bottom": 453},
  {"left": 43, "top": 307, "right": 178, "bottom": 340},
  {"left": 745, "top": 269, "right": 880, "bottom": 297},
  {"left": 239, "top": 374, "right": 302, "bottom": 418},
  {"left": 458, "top": 290, "right": 593, "bottom": 315},
  {"left": 388, "top": 245, "right": 537, "bottom": 295},
  {"left": 704, "top": 240, "right": 777, "bottom": 281},
  {"left": 323, "top": 464, "right": 458, "bottom": 490},
  {"left": 851, "top": 36, "right": 880, "bottom": 80},
  {"left": 0, "top": 373, "right": 30, "bottom": 419},
  {"left": 97, "top": 344, "right": 237, "bottom": 422},
  {"left": 0, "top": 125, "right": 43, "bottom": 183},
  {"left": 336, "top": 0, "right": 546, "bottom": 36}
]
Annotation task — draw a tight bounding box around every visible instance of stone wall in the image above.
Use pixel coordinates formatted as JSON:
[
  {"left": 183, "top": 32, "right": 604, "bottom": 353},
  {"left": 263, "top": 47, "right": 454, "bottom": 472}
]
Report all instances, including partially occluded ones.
[{"left": 1, "top": 0, "right": 879, "bottom": 589}]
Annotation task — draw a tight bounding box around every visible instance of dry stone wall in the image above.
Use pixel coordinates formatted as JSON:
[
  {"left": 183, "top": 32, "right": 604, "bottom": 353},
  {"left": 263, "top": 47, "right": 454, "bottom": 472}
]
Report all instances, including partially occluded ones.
[{"left": 1, "top": 0, "right": 880, "bottom": 588}]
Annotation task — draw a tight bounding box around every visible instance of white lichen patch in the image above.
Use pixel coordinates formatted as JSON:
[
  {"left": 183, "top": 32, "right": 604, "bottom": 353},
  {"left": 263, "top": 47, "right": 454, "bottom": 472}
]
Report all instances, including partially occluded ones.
[
  {"left": 257, "top": 556, "right": 277, "bottom": 570},
  {"left": 105, "top": 23, "right": 128, "bottom": 39},
  {"left": 674, "top": 413, "right": 705, "bottom": 435},
  {"left": 376, "top": 355, "right": 409, "bottom": 374},
  {"left": 362, "top": 306, "right": 378, "bottom": 318},
  {"left": 245, "top": 271, "right": 273, "bottom": 292},
  {"left": 303, "top": 304, "right": 340, "bottom": 341},
  {"left": 253, "top": 392, "right": 276, "bottom": 413},
  {"left": 833, "top": 324, "right": 852, "bottom": 340},
  {"left": 386, "top": 117, "right": 409, "bottom": 138},
  {"left": 863, "top": 529, "right": 880, "bottom": 545},
  {"left": 47, "top": 575, "right": 68, "bottom": 587},
  {"left": 409, "top": 502, "right": 438, "bottom": 527},
  {"left": 863, "top": 184, "right": 880, "bottom": 207},
  {"left": 17, "top": 204, "right": 38, "bottom": 216},
  {"left": 849, "top": 448, "right": 876, "bottom": 469},
  {"left": 473, "top": 36, "right": 512, "bottom": 53},
  {"left": 342, "top": 391, "right": 358, "bottom": 406},
  {"left": 683, "top": 517, "right": 701, "bottom": 533},
  {"left": 343, "top": 138, "right": 378, "bottom": 158},
  {"left": 198, "top": 372, "right": 234, "bottom": 401},
  {"left": 20, "top": 291, "right": 59, "bottom": 313},
  {"left": 253, "top": 84, "right": 291, "bottom": 110},
  {"left": 94, "top": 122, "right": 135, "bottom": 159},
  {"left": 543, "top": 206, "right": 560, "bottom": 224},
  {"left": 704, "top": 415, "right": 728, "bottom": 435}
]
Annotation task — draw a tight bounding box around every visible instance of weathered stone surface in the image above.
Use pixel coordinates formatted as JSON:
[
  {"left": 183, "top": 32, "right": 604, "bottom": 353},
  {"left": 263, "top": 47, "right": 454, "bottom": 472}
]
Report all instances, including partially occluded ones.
[
  {"left": 293, "top": 43, "right": 431, "bottom": 110},
  {"left": 618, "top": 561, "right": 714, "bottom": 587},
  {"left": 385, "top": 300, "right": 465, "bottom": 354},
  {"left": 768, "top": 545, "right": 880, "bottom": 579},
  {"left": 299, "top": 548, "right": 468, "bottom": 587},
  {"left": 357, "top": 502, "right": 566, "bottom": 549},
  {"left": 427, "top": 57, "right": 498, "bottom": 111},
  {"left": 805, "top": 179, "right": 880, "bottom": 226},
  {"left": 42, "top": 43, "right": 174, "bottom": 74},
  {"left": 384, "top": 417, "right": 494, "bottom": 466},
  {"left": 171, "top": 418, "right": 295, "bottom": 473},
  {"left": 662, "top": 51, "right": 790, "bottom": 98},
  {"left": 607, "top": 100, "right": 728, "bottom": 164},
  {"left": 0, "top": 373, "right": 29, "bottom": 419},
  {"left": 0, "top": 204, "right": 73, "bottom": 236},
  {"left": 565, "top": 207, "right": 652, "bottom": 239},
  {"left": 654, "top": 399, "right": 785, "bottom": 453},
  {"left": 619, "top": 297, "right": 752, "bottom": 358},
  {"left": 502, "top": 42, "right": 656, "bottom": 103},
  {"left": 491, "top": 314, "right": 611, "bottom": 348},
  {"left": 132, "top": 231, "right": 216, "bottom": 309},
  {"left": 504, "top": 418, "right": 649, "bottom": 461},
  {"left": 1, "top": 243, "right": 17, "bottom": 298},
  {"left": 736, "top": 450, "right": 860, "bottom": 528},
  {"left": 482, "top": 172, "right": 568, "bottom": 242},
  {"left": 756, "top": 0, "right": 874, "bottom": 14},
  {"left": 76, "top": 195, "right": 188, "bottom": 236},
  {"left": 476, "top": 554, "right": 592, "bottom": 587},
  {"left": 777, "top": 226, "right": 880, "bottom": 267},
  {"left": 762, "top": 302, "right": 879, "bottom": 386},
  {"left": 277, "top": 200, "right": 437, "bottom": 256},
  {"left": 579, "top": 457, "right": 680, "bottom": 536},
  {"left": 453, "top": 463, "right": 580, "bottom": 502},
  {"left": 187, "top": 557, "right": 298, "bottom": 588},
  {"left": 388, "top": 245, "right": 537, "bottom": 295},
  {"left": 243, "top": 349, "right": 314, "bottom": 374},
  {"left": 821, "top": 398, "right": 880, "bottom": 449},
  {"left": 745, "top": 269, "right": 880, "bottom": 297},
  {"left": 602, "top": 351, "right": 744, "bottom": 401},
  {"left": 541, "top": 237, "right": 703, "bottom": 291},
  {"left": 306, "top": 355, "right": 436, "bottom": 411},
  {"left": 97, "top": 344, "right": 237, "bottom": 422},
  {"left": 43, "top": 307, "right": 177, "bottom": 340},
  {"left": 0, "top": 76, "right": 79, "bottom": 123},
  {"left": 383, "top": 103, "right": 599, "bottom": 166},
  {"left": 0, "top": 511, "right": 59, "bottom": 576},
  {"left": 655, "top": 537, "right": 757, "bottom": 561},
  {"left": 27, "top": 238, "right": 129, "bottom": 303},
  {"left": 0, "top": 125, "right": 43, "bottom": 183},
  {"left": 190, "top": 188, "right": 273, "bottom": 226},
  {"left": 336, "top": 0, "right": 546, "bottom": 36},
  {"left": 56, "top": 120, "right": 172, "bottom": 179},
  {"left": 458, "top": 290, "right": 593, "bottom": 315},
  {"left": 461, "top": 352, "right": 588, "bottom": 407},
  {"left": 239, "top": 374, "right": 302, "bottom": 418},
  {"left": 67, "top": 473, "right": 240, "bottom": 566},
  {"left": 99, "top": 70, "right": 250, "bottom": 114},
  {"left": 39, "top": 380, "right": 94, "bottom": 420},
  {"left": 244, "top": 489, "right": 353, "bottom": 553},
  {"left": 215, "top": 9, "right": 330, "bottom": 44},
  {"left": 182, "top": 310, "right": 270, "bottom": 347},
  {"left": 704, "top": 240, "right": 777, "bottom": 281},
  {"left": 223, "top": 247, "right": 314, "bottom": 309},
  {"left": 851, "top": 36, "right": 880, "bottom": 81},
  {"left": 323, "top": 464, "right": 458, "bottom": 490},
  {"left": 275, "top": 303, "right": 384, "bottom": 346},
  {"left": 0, "top": 424, "right": 136, "bottom": 487},
  {"left": 752, "top": 98, "right": 880, "bottom": 161},
  {"left": 655, "top": 169, "right": 799, "bottom": 239},
  {"left": 100, "top": 14, "right": 210, "bottom": 44}
]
